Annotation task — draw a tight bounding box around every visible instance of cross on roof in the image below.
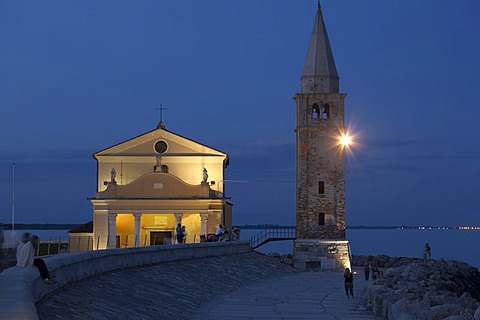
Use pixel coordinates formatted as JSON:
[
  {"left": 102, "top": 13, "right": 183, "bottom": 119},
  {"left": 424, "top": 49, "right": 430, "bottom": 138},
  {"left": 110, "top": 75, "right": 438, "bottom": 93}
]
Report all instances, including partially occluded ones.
[{"left": 155, "top": 104, "right": 167, "bottom": 123}]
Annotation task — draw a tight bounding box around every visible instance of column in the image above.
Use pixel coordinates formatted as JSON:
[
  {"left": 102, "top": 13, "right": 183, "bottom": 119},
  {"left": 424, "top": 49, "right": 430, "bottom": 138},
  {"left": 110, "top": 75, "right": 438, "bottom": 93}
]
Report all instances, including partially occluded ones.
[
  {"left": 133, "top": 212, "right": 142, "bottom": 247},
  {"left": 174, "top": 212, "right": 183, "bottom": 226},
  {"left": 200, "top": 213, "right": 208, "bottom": 237},
  {"left": 107, "top": 213, "right": 117, "bottom": 249}
]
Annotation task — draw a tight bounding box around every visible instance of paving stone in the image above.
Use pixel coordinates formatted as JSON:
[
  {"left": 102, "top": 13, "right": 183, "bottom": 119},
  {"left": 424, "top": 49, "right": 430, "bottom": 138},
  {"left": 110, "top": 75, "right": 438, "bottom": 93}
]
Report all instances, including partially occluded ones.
[{"left": 37, "top": 252, "right": 380, "bottom": 319}]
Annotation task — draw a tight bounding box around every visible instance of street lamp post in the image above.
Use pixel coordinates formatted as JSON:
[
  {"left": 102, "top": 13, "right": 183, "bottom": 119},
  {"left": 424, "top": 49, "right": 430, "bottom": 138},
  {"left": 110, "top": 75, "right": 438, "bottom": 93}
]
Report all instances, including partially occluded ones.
[{"left": 12, "top": 162, "right": 15, "bottom": 231}]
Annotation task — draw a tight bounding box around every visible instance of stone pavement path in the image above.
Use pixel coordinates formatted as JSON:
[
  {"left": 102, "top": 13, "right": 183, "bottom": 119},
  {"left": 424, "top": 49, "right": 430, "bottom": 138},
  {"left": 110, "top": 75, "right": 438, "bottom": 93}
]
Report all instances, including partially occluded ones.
[
  {"left": 37, "top": 252, "right": 298, "bottom": 320},
  {"left": 195, "top": 269, "right": 381, "bottom": 320},
  {"left": 37, "top": 253, "right": 380, "bottom": 319}
]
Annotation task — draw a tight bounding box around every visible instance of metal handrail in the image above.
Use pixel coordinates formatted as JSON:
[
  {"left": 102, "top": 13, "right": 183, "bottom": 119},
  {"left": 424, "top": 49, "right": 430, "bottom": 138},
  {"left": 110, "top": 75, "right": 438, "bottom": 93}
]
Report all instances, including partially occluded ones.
[{"left": 250, "top": 227, "right": 296, "bottom": 249}]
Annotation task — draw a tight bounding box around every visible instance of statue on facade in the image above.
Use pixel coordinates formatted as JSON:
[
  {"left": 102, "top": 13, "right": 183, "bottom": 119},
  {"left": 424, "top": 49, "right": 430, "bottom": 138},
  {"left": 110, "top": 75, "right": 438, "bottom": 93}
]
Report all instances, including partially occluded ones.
[
  {"left": 202, "top": 167, "right": 208, "bottom": 183},
  {"left": 154, "top": 156, "right": 162, "bottom": 172},
  {"left": 110, "top": 168, "right": 117, "bottom": 183}
]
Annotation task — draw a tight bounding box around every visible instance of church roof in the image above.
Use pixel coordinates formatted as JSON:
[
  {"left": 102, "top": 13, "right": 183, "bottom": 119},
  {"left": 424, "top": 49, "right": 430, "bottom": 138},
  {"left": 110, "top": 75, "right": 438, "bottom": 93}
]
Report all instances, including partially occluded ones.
[
  {"left": 94, "top": 126, "right": 229, "bottom": 166},
  {"left": 301, "top": 2, "right": 339, "bottom": 93}
]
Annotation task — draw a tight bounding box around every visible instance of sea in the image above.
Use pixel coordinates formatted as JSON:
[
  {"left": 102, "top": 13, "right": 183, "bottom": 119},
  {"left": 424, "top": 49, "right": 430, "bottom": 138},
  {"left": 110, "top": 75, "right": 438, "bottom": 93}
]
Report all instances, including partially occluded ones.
[
  {"left": 243, "top": 228, "right": 480, "bottom": 269},
  {"left": 3, "top": 228, "right": 479, "bottom": 269}
]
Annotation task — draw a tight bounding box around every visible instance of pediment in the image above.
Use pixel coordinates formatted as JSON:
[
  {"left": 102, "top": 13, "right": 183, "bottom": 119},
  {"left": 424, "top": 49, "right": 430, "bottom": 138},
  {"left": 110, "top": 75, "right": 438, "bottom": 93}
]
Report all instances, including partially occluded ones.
[
  {"left": 95, "top": 172, "right": 222, "bottom": 199},
  {"left": 94, "top": 127, "right": 226, "bottom": 158}
]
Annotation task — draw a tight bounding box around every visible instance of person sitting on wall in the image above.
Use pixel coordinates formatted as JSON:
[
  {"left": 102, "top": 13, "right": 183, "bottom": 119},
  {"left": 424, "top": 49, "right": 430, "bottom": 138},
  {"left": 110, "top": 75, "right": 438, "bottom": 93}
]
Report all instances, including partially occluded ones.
[
  {"left": 232, "top": 226, "right": 240, "bottom": 241},
  {"left": 17, "top": 234, "right": 56, "bottom": 284},
  {"left": 230, "top": 228, "right": 238, "bottom": 241},
  {"left": 222, "top": 229, "right": 230, "bottom": 242},
  {"left": 16, "top": 232, "right": 30, "bottom": 260},
  {"left": 215, "top": 224, "right": 224, "bottom": 241}
]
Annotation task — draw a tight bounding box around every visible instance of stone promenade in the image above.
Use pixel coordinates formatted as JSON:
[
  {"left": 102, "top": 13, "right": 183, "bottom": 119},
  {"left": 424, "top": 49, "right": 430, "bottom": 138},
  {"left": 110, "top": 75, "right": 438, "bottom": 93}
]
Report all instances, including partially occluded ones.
[
  {"left": 37, "top": 252, "right": 380, "bottom": 319},
  {"left": 195, "top": 268, "right": 380, "bottom": 320}
]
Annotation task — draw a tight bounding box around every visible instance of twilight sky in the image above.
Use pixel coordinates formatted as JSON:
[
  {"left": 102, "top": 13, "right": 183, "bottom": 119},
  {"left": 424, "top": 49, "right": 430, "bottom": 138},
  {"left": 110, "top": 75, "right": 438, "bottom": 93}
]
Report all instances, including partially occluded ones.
[{"left": 1, "top": 0, "right": 479, "bottom": 226}]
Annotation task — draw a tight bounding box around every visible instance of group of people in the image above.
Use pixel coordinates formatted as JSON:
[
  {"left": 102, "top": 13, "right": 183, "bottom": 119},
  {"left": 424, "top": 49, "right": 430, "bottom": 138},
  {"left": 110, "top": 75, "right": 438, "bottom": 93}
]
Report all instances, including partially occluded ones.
[
  {"left": 344, "top": 262, "right": 382, "bottom": 300},
  {"left": 16, "top": 232, "right": 56, "bottom": 284},
  {"left": 214, "top": 225, "right": 240, "bottom": 242},
  {"left": 175, "top": 224, "right": 241, "bottom": 244},
  {"left": 363, "top": 260, "right": 383, "bottom": 282}
]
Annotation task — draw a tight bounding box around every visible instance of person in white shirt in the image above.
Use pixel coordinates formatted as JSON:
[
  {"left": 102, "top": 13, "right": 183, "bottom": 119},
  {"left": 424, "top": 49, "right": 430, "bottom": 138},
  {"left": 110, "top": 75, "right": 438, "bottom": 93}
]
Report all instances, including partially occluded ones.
[
  {"left": 16, "top": 233, "right": 31, "bottom": 267},
  {"left": 16, "top": 234, "right": 55, "bottom": 284},
  {"left": 215, "top": 224, "right": 224, "bottom": 241}
]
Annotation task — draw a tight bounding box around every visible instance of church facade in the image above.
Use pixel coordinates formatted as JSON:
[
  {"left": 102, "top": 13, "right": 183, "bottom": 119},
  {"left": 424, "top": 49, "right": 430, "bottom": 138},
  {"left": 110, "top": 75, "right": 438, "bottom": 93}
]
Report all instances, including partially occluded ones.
[
  {"left": 293, "top": 3, "right": 351, "bottom": 270},
  {"left": 88, "top": 122, "right": 232, "bottom": 250}
]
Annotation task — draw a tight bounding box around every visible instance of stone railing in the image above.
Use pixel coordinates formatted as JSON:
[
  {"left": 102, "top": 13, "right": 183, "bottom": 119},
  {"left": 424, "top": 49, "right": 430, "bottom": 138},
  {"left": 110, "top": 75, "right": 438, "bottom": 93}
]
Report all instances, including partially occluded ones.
[{"left": 0, "top": 241, "right": 251, "bottom": 320}]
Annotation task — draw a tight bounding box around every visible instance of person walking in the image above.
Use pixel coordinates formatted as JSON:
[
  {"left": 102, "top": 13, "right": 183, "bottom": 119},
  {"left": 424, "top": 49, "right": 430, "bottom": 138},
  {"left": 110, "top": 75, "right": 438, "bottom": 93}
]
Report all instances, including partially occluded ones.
[
  {"left": 344, "top": 267, "right": 354, "bottom": 299},
  {"left": 364, "top": 261, "right": 371, "bottom": 281}
]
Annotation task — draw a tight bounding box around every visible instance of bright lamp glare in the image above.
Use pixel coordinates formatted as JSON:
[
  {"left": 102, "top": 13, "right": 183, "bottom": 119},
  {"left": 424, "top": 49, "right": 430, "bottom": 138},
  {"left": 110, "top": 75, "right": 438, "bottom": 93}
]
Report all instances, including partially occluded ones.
[{"left": 340, "top": 134, "right": 351, "bottom": 147}]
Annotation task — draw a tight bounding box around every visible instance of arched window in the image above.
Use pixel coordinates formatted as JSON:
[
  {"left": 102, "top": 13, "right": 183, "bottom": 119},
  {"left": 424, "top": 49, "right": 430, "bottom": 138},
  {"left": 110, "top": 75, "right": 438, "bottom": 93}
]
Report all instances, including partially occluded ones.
[
  {"left": 312, "top": 104, "right": 320, "bottom": 119},
  {"left": 321, "top": 104, "right": 330, "bottom": 119},
  {"left": 161, "top": 165, "right": 169, "bottom": 173}
]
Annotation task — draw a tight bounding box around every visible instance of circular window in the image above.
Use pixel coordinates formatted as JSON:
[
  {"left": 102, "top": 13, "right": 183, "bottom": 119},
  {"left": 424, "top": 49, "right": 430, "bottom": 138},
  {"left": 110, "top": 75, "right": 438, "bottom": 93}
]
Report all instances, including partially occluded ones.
[{"left": 154, "top": 141, "right": 168, "bottom": 154}]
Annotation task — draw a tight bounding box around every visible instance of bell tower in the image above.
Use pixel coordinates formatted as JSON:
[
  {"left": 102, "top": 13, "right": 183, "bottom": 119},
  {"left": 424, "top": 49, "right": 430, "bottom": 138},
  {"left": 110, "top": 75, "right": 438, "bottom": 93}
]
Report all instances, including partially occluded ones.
[{"left": 293, "top": 2, "right": 350, "bottom": 271}]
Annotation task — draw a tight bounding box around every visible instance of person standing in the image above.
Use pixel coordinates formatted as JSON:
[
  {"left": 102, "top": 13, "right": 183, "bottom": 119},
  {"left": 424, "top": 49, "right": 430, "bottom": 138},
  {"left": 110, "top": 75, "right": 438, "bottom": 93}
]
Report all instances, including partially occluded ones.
[
  {"left": 175, "top": 224, "right": 184, "bottom": 244},
  {"left": 181, "top": 226, "right": 187, "bottom": 244},
  {"left": 344, "top": 268, "right": 354, "bottom": 299},
  {"left": 364, "top": 261, "right": 371, "bottom": 281},
  {"left": 424, "top": 243, "right": 431, "bottom": 261}
]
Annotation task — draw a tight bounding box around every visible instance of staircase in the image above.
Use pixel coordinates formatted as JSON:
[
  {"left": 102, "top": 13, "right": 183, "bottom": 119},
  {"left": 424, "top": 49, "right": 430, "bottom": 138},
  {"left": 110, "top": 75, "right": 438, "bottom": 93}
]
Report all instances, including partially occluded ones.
[{"left": 250, "top": 227, "right": 296, "bottom": 249}]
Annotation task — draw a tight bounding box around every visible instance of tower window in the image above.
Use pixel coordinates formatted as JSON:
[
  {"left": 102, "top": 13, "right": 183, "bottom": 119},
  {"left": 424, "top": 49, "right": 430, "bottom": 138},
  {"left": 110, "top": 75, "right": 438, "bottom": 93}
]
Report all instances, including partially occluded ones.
[
  {"left": 312, "top": 104, "right": 320, "bottom": 119},
  {"left": 319, "top": 213, "right": 325, "bottom": 226},
  {"left": 161, "top": 165, "right": 169, "bottom": 173},
  {"left": 318, "top": 181, "right": 325, "bottom": 194},
  {"left": 321, "top": 104, "right": 330, "bottom": 119}
]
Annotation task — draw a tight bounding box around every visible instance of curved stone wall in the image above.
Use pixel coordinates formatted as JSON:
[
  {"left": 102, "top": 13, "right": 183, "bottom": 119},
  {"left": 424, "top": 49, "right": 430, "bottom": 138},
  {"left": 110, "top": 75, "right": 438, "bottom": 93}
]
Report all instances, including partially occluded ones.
[{"left": 0, "top": 241, "right": 250, "bottom": 320}]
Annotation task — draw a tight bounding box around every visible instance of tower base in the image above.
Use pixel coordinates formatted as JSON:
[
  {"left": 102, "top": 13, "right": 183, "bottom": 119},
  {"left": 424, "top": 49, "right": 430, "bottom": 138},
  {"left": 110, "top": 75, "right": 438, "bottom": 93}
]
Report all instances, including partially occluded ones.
[{"left": 293, "top": 239, "right": 351, "bottom": 271}]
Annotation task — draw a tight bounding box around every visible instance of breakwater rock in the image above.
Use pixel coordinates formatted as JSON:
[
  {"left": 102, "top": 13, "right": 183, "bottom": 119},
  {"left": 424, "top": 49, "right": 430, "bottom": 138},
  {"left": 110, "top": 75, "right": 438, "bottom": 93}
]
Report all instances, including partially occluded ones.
[
  {"left": 354, "top": 255, "right": 480, "bottom": 319},
  {"left": 352, "top": 254, "right": 423, "bottom": 269}
]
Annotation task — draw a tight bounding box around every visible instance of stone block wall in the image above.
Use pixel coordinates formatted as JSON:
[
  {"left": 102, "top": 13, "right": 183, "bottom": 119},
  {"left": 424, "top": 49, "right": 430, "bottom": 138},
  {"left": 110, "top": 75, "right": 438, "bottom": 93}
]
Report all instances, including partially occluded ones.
[
  {"left": 294, "top": 93, "right": 347, "bottom": 240},
  {"left": 293, "top": 239, "right": 350, "bottom": 271}
]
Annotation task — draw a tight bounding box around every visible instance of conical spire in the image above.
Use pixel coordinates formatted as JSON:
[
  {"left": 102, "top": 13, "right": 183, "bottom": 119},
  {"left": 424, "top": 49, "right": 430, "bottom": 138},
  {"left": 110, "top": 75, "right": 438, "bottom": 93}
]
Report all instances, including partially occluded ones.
[{"left": 301, "top": 2, "right": 339, "bottom": 93}]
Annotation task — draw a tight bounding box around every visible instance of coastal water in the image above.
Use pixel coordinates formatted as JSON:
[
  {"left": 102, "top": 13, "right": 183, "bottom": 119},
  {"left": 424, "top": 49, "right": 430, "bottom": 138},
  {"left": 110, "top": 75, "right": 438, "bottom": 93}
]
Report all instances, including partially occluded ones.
[
  {"left": 244, "top": 228, "right": 480, "bottom": 269},
  {"left": 4, "top": 228, "right": 479, "bottom": 269},
  {"left": 2, "top": 230, "right": 69, "bottom": 248}
]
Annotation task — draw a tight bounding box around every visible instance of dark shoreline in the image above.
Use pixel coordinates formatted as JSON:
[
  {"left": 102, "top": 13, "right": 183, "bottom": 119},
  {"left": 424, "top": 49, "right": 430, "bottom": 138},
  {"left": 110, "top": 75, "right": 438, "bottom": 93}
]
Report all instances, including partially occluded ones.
[
  {"left": 0, "top": 223, "right": 469, "bottom": 231},
  {"left": 0, "top": 223, "right": 81, "bottom": 230}
]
